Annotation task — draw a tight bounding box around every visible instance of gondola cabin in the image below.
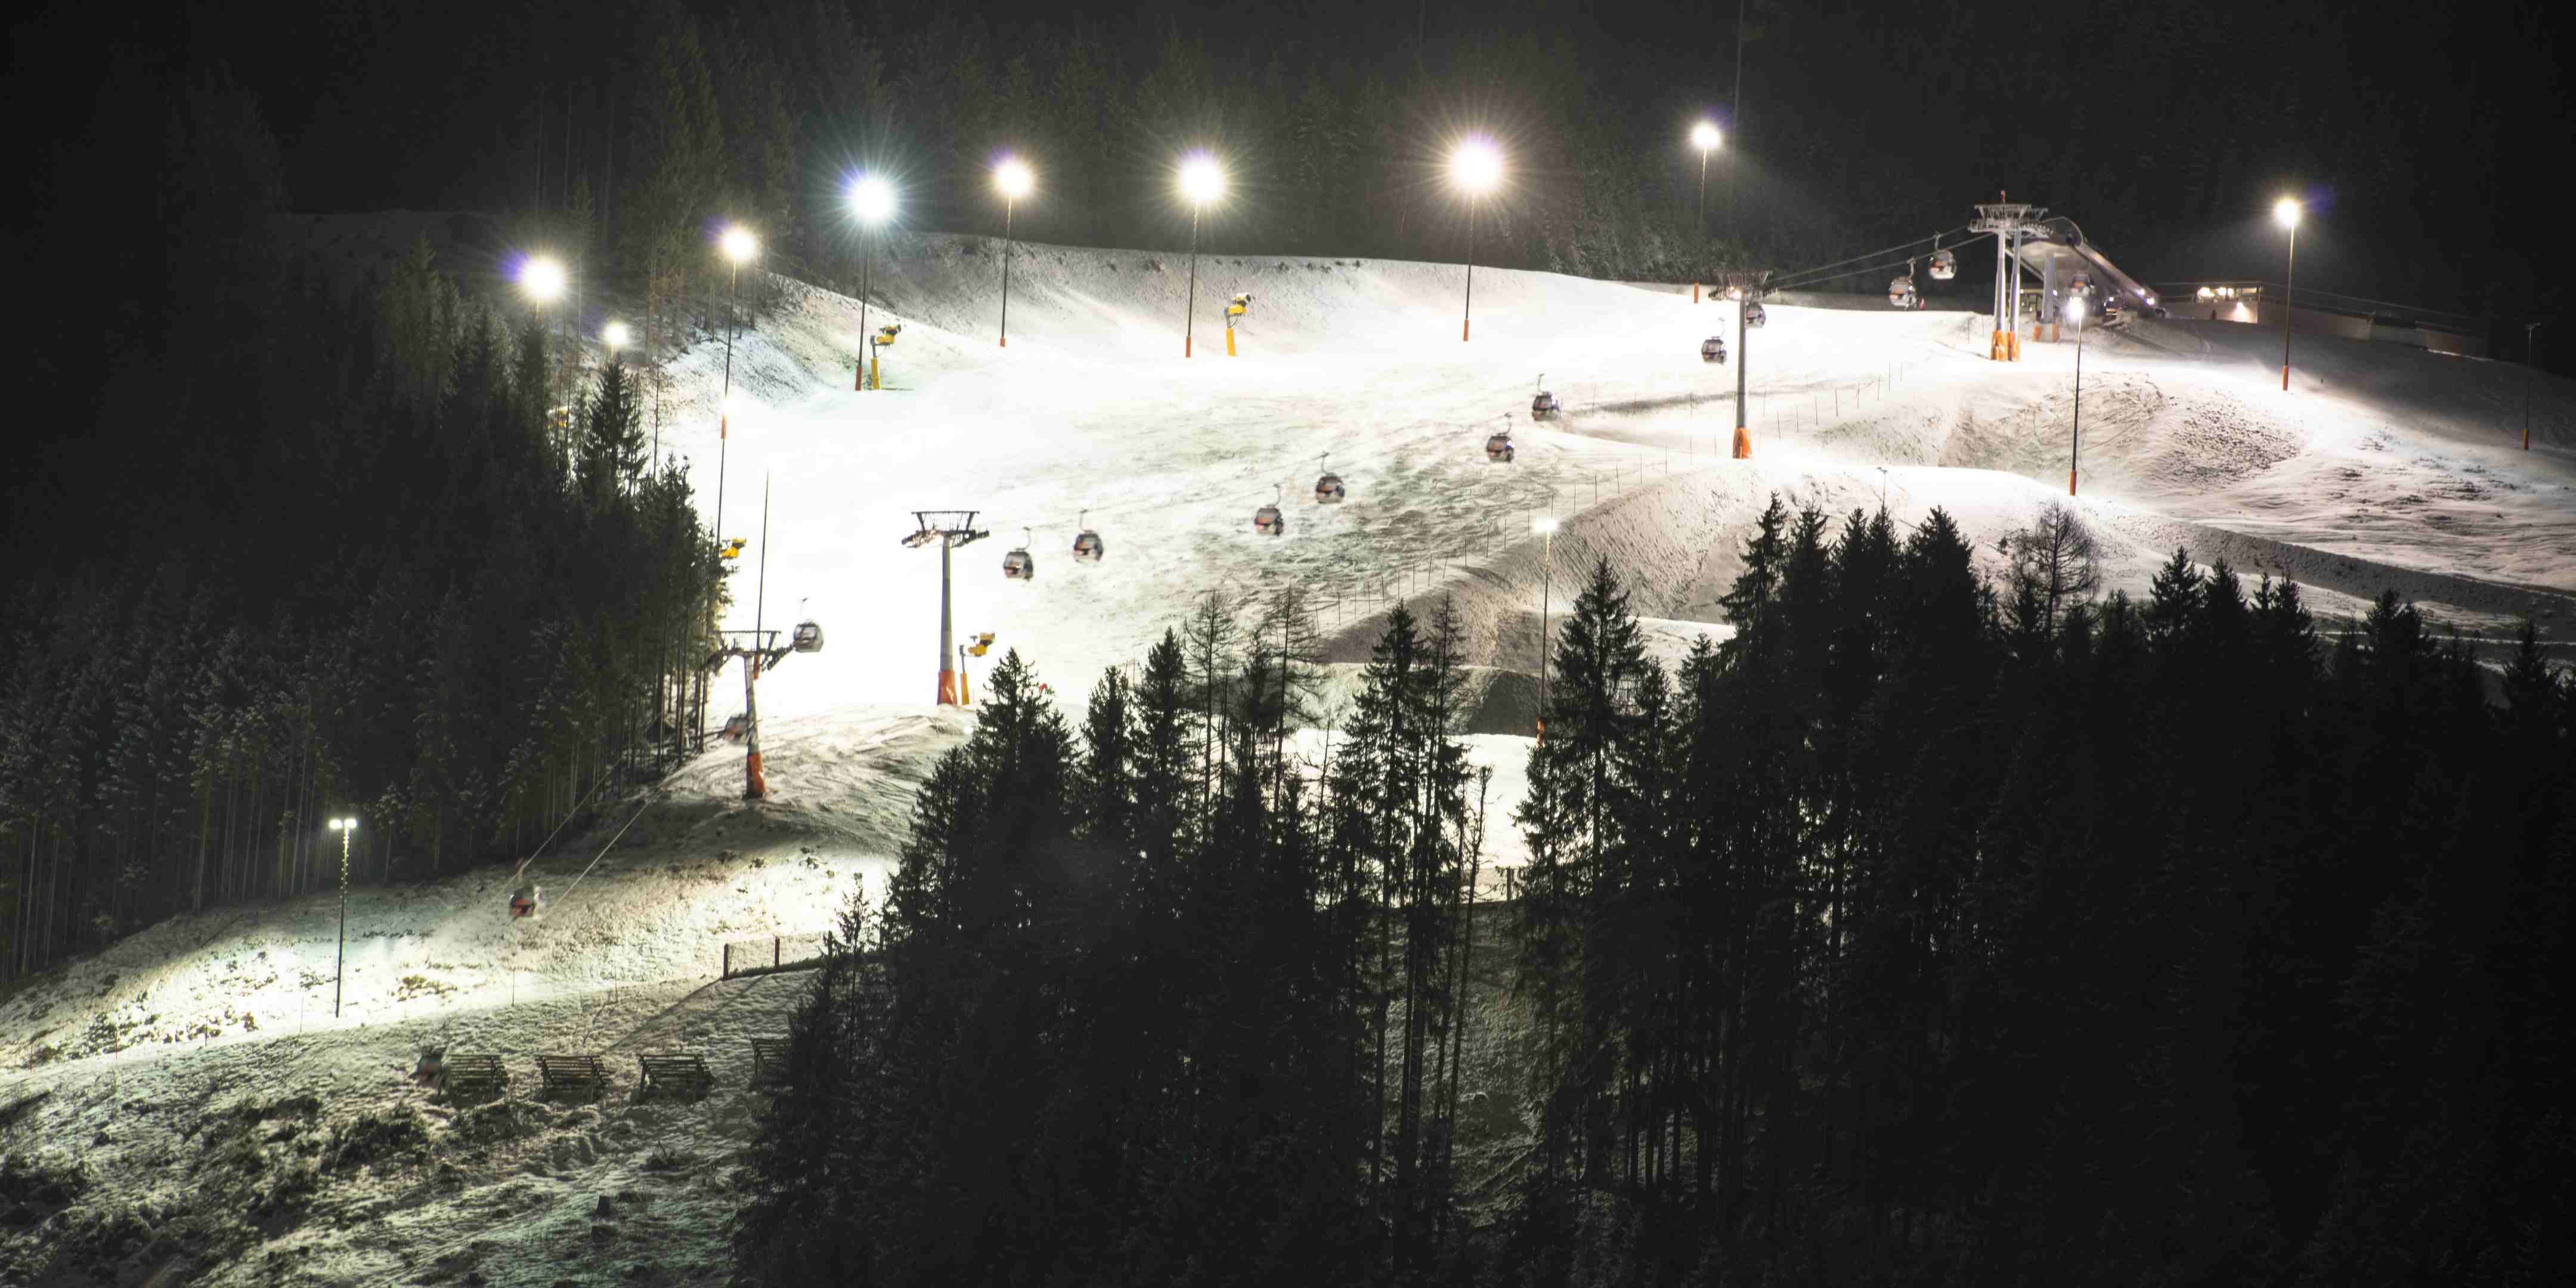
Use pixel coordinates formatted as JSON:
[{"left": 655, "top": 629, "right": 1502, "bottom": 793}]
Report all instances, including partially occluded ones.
[
  {"left": 1073, "top": 528, "right": 1104, "bottom": 561},
  {"left": 1888, "top": 275, "right": 1917, "bottom": 309},
  {"left": 1743, "top": 302, "right": 1767, "bottom": 329},
  {"left": 1253, "top": 503, "right": 1286, "bottom": 535},
  {"left": 1531, "top": 391, "right": 1561, "bottom": 420},
  {"left": 1002, "top": 546, "right": 1036, "bottom": 580},
  {"left": 791, "top": 620, "right": 824, "bottom": 653},
  {"left": 1314, "top": 453, "right": 1345, "bottom": 504},
  {"left": 1486, "top": 431, "right": 1516, "bottom": 463},
  {"left": 1701, "top": 336, "right": 1728, "bottom": 364},
  {"left": 1929, "top": 249, "right": 1957, "bottom": 281}
]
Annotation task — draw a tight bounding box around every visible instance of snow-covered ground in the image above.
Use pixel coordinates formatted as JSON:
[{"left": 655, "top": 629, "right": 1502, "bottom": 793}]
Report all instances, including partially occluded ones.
[{"left": 6, "top": 227, "right": 2572, "bottom": 1286}]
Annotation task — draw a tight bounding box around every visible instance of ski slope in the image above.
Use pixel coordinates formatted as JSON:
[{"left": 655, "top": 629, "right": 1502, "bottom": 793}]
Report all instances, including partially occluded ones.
[{"left": 5, "top": 227, "right": 2573, "bottom": 1287}]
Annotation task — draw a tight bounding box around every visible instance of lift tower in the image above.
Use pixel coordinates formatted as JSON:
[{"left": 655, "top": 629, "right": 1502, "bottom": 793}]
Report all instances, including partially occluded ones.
[
  {"left": 902, "top": 512, "right": 989, "bottom": 705},
  {"left": 1971, "top": 199, "right": 2045, "bottom": 361}
]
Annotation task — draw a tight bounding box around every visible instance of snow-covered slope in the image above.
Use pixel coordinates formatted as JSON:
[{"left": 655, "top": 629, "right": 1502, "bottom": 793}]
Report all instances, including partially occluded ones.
[{"left": 6, "top": 228, "right": 2573, "bottom": 1287}]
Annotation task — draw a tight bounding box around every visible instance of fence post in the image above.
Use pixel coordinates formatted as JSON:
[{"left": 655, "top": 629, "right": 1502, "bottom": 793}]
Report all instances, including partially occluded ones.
[{"left": 774, "top": 937, "right": 782, "bottom": 971}]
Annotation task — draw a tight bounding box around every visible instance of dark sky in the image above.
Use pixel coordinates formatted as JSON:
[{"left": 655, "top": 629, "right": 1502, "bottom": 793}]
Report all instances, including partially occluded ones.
[{"left": 8, "top": 1, "right": 2572, "bottom": 314}]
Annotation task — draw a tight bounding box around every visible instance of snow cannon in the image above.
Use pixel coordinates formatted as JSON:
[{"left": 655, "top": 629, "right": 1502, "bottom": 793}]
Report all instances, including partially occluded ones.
[
  {"left": 866, "top": 323, "right": 902, "bottom": 389},
  {"left": 1225, "top": 292, "right": 1252, "bottom": 355}
]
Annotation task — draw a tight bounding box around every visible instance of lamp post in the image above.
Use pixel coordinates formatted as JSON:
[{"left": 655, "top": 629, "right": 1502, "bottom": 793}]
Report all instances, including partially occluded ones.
[
  {"left": 1690, "top": 122, "right": 1721, "bottom": 302},
  {"left": 1179, "top": 155, "right": 1225, "bottom": 357},
  {"left": 2274, "top": 198, "right": 2301, "bottom": 392},
  {"left": 1452, "top": 138, "right": 1503, "bottom": 342},
  {"left": 2067, "top": 294, "right": 2088, "bottom": 496},
  {"left": 1532, "top": 515, "right": 1558, "bottom": 742},
  {"left": 849, "top": 174, "right": 895, "bottom": 388},
  {"left": 995, "top": 159, "right": 1032, "bottom": 347},
  {"left": 716, "top": 226, "right": 757, "bottom": 553},
  {"left": 2525, "top": 320, "right": 2549, "bottom": 451},
  {"left": 519, "top": 256, "right": 568, "bottom": 457},
  {"left": 327, "top": 817, "right": 357, "bottom": 1017}
]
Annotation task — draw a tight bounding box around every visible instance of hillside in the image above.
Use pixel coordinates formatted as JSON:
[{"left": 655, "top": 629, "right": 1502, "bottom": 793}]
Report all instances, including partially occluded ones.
[{"left": 4, "top": 223, "right": 2573, "bottom": 1286}]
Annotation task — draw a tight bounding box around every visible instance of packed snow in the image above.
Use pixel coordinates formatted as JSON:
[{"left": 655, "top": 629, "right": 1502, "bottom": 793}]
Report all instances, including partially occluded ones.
[{"left": 5, "top": 225, "right": 2571, "bottom": 1286}]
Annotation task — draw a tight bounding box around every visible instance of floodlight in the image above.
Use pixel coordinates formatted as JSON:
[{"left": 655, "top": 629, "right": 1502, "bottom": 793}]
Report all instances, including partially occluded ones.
[
  {"left": 2067, "top": 296, "right": 2087, "bottom": 322},
  {"left": 849, "top": 174, "right": 896, "bottom": 226},
  {"left": 519, "top": 256, "right": 566, "bottom": 304},
  {"left": 995, "top": 158, "right": 1033, "bottom": 200},
  {"left": 1179, "top": 154, "right": 1225, "bottom": 207},
  {"left": 1451, "top": 138, "right": 1503, "bottom": 196},
  {"left": 602, "top": 320, "right": 631, "bottom": 349},
  {"left": 1691, "top": 121, "right": 1722, "bottom": 152},
  {"left": 2273, "top": 197, "right": 2301, "bottom": 229},
  {"left": 720, "top": 225, "right": 758, "bottom": 264},
  {"left": 1532, "top": 516, "right": 1559, "bottom": 534}
]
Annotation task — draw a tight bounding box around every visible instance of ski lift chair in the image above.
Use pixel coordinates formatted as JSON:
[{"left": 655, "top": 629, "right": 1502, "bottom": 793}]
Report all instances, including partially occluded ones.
[
  {"left": 1486, "top": 429, "right": 1516, "bottom": 463},
  {"left": 510, "top": 884, "right": 541, "bottom": 920},
  {"left": 1072, "top": 510, "right": 1105, "bottom": 562},
  {"left": 791, "top": 620, "right": 824, "bottom": 653},
  {"left": 1253, "top": 487, "right": 1287, "bottom": 535},
  {"left": 1314, "top": 454, "right": 1345, "bottom": 504},
  {"left": 1744, "top": 302, "right": 1767, "bottom": 329},
  {"left": 1930, "top": 249, "right": 1957, "bottom": 281},
  {"left": 1701, "top": 336, "right": 1728, "bottom": 364},
  {"left": 721, "top": 712, "right": 750, "bottom": 742},
  {"left": 1002, "top": 529, "right": 1036, "bottom": 580}
]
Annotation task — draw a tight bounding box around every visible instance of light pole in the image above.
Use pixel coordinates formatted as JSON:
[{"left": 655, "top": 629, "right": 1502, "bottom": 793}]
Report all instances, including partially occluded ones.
[
  {"left": 2525, "top": 320, "right": 2549, "bottom": 451},
  {"left": 2067, "top": 294, "right": 2088, "bottom": 496},
  {"left": 327, "top": 817, "right": 357, "bottom": 1017},
  {"left": 995, "top": 159, "right": 1032, "bottom": 347},
  {"left": 849, "top": 174, "right": 896, "bottom": 388},
  {"left": 602, "top": 318, "right": 634, "bottom": 454},
  {"left": 1532, "top": 515, "right": 1558, "bottom": 742},
  {"left": 1452, "top": 138, "right": 1503, "bottom": 342},
  {"left": 1179, "top": 155, "right": 1225, "bottom": 357},
  {"left": 519, "top": 256, "right": 568, "bottom": 457},
  {"left": 1690, "top": 122, "right": 1721, "bottom": 302},
  {"left": 716, "top": 226, "right": 757, "bottom": 553},
  {"left": 2274, "top": 197, "right": 2301, "bottom": 392}
]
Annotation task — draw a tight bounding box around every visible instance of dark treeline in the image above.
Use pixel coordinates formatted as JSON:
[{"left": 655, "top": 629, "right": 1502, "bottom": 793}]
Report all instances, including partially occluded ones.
[
  {"left": 739, "top": 500, "right": 2572, "bottom": 1284},
  {"left": 0, "top": 72, "right": 722, "bottom": 980}
]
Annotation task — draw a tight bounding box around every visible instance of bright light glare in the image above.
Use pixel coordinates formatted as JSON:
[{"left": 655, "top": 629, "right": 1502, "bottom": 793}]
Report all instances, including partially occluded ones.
[
  {"left": 1532, "top": 516, "right": 1559, "bottom": 534},
  {"left": 1450, "top": 138, "right": 1503, "bottom": 196},
  {"left": 2068, "top": 296, "right": 2088, "bottom": 321},
  {"left": 329, "top": 817, "right": 357, "bottom": 831},
  {"left": 602, "top": 320, "right": 631, "bottom": 349},
  {"left": 519, "top": 256, "right": 566, "bottom": 304},
  {"left": 995, "top": 158, "right": 1033, "bottom": 200},
  {"left": 1179, "top": 154, "right": 1225, "bottom": 206},
  {"left": 720, "top": 226, "right": 757, "bottom": 264},
  {"left": 1690, "top": 121, "right": 1722, "bottom": 151},
  {"left": 2273, "top": 197, "right": 2302, "bottom": 229},
  {"left": 849, "top": 174, "right": 896, "bottom": 225}
]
